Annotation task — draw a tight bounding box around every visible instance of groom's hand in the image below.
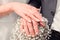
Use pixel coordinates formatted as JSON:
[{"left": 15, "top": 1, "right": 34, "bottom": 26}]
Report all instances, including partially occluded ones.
[{"left": 20, "top": 18, "right": 45, "bottom": 37}]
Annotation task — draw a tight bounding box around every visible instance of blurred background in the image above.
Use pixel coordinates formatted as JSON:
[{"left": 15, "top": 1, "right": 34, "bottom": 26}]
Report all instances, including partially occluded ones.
[
  {"left": 0, "top": 0, "right": 29, "bottom": 40},
  {"left": 0, "top": 0, "right": 29, "bottom": 4}
]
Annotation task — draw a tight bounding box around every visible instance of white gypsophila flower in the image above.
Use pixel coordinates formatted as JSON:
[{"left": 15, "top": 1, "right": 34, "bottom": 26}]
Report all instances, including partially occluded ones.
[{"left": 9, "top": 17, "right": 51, "bottom": 40}]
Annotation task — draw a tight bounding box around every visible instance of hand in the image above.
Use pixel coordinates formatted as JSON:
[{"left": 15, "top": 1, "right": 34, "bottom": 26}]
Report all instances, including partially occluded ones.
[
  {"left": 0, "top": 2, "right": 44, "bottom": 25},
  {"left": 0, "top": 2, "right": 45, "bottom": 36},
  {"left": 20, "top": 18, "right": 39, "bottom": 37},
  {"left": 11, "top": 2, "right": 43, "bottom": 22}
]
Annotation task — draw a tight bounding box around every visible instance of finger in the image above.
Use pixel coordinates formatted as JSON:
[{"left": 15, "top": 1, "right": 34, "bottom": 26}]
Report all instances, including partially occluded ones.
[
  {"left": 27, "top": 22, "right": 35, "bottom": 37},
  {"left": 29, "top": 7, "right": 43, "bottom": 22},
  {"left": 20, "top": 18, "right": 24, "bottom": 32},
  {"left": 29, "top": 5, "right": 38, "bottom": 11},
  {"left": 34, "top": 13, "right": 43, "bottom": 20},
  {"left": 25, "top": 10, "right": 43, "bottom": 22},
  {"left": 23, "top": 18, "right": 30, "bottom": 36},
  {"left": 21, "top": 7, "right": 40, "bottom": 22},
  {"left": 32, "top": 20, "right": 39, "bottom": 35},
  {"left": 25, "top": 13, "right": 40, "bottom": 22},
  {"left": 15, "top": 10, "right": 31, "bottom": 22},
  {"left": 40, "top": 21, "right": 45, "bottom": 27},
  {"left": 22, "top": 15, "right": 31, "bottom": 22}
]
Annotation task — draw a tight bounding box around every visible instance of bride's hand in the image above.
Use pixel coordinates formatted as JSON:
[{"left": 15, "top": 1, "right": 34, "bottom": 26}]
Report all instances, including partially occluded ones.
[{"left": 11, "top": 2, "right": 43, "bottom": 22}]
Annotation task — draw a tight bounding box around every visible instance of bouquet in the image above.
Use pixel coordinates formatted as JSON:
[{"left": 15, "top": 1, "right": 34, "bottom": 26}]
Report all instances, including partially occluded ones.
[{"left": 9, "top": 17, "right": 51, "bottom": 40}]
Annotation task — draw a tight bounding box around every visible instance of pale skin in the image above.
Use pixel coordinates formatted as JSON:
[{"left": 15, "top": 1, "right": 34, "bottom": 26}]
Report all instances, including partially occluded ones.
[{"left": 0, "top": 2, "right": 45, "bottom": 37}]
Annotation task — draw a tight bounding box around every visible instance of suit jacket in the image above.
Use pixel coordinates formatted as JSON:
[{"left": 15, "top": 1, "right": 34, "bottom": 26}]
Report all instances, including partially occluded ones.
[{"left": 28, "top": 0, "right": 57, "bottom": 26}]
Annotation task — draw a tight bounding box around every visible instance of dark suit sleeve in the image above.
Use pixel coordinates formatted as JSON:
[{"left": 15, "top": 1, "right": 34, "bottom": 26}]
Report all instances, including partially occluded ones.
[{"left": 28, "top": 0, "right": 41, "bottom": 8}]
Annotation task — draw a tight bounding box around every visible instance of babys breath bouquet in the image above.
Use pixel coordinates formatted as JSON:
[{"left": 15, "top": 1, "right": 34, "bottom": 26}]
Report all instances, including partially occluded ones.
[{"left": 10, "top": 17, "right": 51, "bottom": 40}]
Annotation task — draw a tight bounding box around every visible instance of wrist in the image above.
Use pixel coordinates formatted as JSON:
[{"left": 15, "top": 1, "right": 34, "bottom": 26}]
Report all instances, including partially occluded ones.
[{"left": 8, "top": 2, "right": 22, "bottom": 11}]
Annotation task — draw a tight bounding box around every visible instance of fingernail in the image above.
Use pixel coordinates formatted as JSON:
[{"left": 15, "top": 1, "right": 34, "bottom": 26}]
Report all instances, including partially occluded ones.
[
  {"left": 41, "top": 19, "right": 44, "bottom": 22},
  {"left": 40, "top": 22, "right": 45, "bottom": 27},
  {"left": 32, "top": 35, "right": 35, "bottom": 37},
  {"left": 36, "top": 19, "right": 40, "bottom": 22},
  {"left": 28, "top": 35, "right": 31, "bottom": 37},
  {"left": 22, "top": 30, "right": 25, "bottom": 32},
  {"left": 36, "top": 32, "right": 38, "bottom": 35},
  {"left": 28, "top": 20, "right": 31, "bottom": 22}
]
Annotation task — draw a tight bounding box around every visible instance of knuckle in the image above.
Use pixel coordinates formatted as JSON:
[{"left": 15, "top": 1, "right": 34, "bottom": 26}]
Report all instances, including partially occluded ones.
[{"left": 30, "top": 28, "right": 33, "bottom": 32}]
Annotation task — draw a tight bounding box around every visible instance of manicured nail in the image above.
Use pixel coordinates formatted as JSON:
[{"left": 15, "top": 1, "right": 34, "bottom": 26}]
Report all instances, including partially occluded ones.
[
  {"left": 28, "top": 20, "right": 31, "bottom": 22},
  {"left": 22, "top": 30, "right": 25, "bottom": 32},
  {"left": 41, "top": 19, "right": 44, "bottom": 22},
  {"left": 36, "top": 32, "right": 38, "bottom": 35},
  {"left": 37, "top": 19, "right": 40, "bottom": 21},
  {"left": 32, "top": 35, "right": 35, "bottom": 37},
  {"left": 40, "top": 22, "right": 45, "bottom": 27},
  {"left": 28, "top": 35, "right": 31, "bottom": 37}
]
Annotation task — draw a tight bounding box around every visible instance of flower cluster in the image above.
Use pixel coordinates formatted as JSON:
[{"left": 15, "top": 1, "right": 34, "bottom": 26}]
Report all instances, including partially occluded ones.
[{"left": 10, "top": 17, "right": 51, "bottom": 40}]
